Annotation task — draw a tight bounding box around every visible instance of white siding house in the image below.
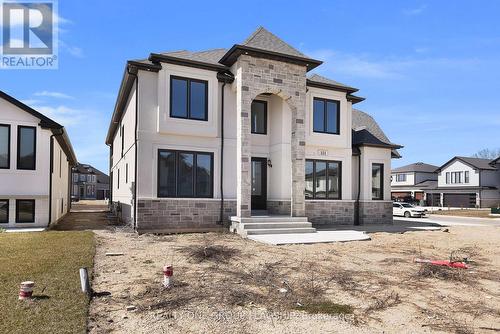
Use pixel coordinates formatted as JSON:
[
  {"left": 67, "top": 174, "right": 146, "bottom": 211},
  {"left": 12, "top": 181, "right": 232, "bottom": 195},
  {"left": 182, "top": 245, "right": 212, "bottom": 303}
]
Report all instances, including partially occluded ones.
[
  {"left": 429, "top": 156, "right": 500, "bottom": 208},
  {"left": 0, "top": 91, "right": 77, "bottom": 228},
  {"left": 106, "top": 27, "right": 402, "bottom": 234}
]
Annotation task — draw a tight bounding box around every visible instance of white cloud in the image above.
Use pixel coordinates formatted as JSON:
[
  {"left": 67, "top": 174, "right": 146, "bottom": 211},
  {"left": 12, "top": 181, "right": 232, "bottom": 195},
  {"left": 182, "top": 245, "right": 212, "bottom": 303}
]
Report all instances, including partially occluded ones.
[
  {"left": 59, "top": 40, "right": 84, "bottom": 58},
  {"left": 403, "top": 4, "right": 427, "bottom": 15},
  {"left": 30, "top": 104, "right": 83, "bottom": 126},
  {"left": 34, "top": 91, "right": 74, "bottom": 99},
  {"left": 307, "top": 49, "right": 479, "bottom": 79}
]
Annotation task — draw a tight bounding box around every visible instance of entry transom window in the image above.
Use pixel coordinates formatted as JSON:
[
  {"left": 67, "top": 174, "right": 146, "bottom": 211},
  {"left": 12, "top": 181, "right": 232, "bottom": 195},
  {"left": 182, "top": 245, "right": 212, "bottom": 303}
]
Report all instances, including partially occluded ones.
[
  {"left": 170, "top": 76, "right": 208, "bottom": 121},
  {"left": 0, "top": 199, "right": 8, "bottom": 223},
  {"left": 251, "top": 100, "right": 267, "bottom": 134},
  {"left": 305, "top": 159, "right": 341, "bottom": 199},
  {"left": 17, "top": 126, "right": 36, "bottom": 170},
  {"left": 0, "top": 124, "right": 10, "bottom": 169},
  {"left": 372, "top": 163, "right": 384, "bottom": 200},
  {"left": 16, "top": 199, "right": 35, "bottom": 223},
  {"left": 313, "top": 97, "right": 340, "bottom": 134},
  {"left": 158, "top": 149, "right": 213, "bottom": 198}
]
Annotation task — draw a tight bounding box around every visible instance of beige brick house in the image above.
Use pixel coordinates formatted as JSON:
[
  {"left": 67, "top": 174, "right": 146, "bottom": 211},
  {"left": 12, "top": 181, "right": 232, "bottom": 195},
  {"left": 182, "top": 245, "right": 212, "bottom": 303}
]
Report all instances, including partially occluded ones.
[{"left": 105, "top": 27, "right": 401, "bottom": 235}]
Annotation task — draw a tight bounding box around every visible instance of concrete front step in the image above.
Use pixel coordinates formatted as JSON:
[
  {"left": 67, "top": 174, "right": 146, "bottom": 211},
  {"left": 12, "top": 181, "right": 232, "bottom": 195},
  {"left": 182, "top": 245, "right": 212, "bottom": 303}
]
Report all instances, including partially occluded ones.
[
  {"left": 245, "top": 227, "right": 317, "bottom": 236},
  {"left": 242, "top": 222, "right": 312, "bottom": 229},
  {"left": 230, "top": 216, "right": 309, "bottom": 224}
]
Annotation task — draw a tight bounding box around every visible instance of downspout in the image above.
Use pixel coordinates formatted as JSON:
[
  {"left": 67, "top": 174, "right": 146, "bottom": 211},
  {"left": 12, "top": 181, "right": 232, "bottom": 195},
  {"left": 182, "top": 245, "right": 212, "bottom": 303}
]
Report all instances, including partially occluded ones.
[
  {"left": 216, "top": 71, "right": 234, "bottom": 225},
  {"left": 354, "top": 148, "right": 361, "bottom": 225},
  {"left": 127, "top": 65, "right": 139, "bottom": 230}
]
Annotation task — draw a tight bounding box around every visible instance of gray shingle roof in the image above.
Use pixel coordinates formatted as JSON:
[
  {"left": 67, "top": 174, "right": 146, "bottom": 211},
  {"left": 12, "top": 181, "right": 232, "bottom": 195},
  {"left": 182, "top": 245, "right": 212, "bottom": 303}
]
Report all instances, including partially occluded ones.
[
  {"left": 242, "top": 26, "right": 308, "bottom": 58},
  {"left": 455, "top": 157, "right": 497, "bottom": 170},
  {"left": 352, "top": 109, "right": 402, "bottom": 157},
  {"left": 307, "top": 74, "right": 357, "bottom": 92},
  {"left": 158, "top": 48, "right": 228, "bottom": 66},
  {"left": 392, "top": 162, "right": 439, "bottom": 173}
]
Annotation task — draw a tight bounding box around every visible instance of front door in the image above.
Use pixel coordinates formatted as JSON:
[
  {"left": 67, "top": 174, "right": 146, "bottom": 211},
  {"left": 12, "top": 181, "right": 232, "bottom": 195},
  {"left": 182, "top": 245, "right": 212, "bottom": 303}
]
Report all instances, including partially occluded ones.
[{"left": 251, "top": 157, "right": 267, "bottom": 210}]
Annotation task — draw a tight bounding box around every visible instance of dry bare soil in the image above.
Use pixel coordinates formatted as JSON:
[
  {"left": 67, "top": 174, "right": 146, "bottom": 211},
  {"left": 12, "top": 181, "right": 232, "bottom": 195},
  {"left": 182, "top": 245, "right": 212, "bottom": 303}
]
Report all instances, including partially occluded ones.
[{"left": 89, "top": 226, "right": 500, "bottom": 334}]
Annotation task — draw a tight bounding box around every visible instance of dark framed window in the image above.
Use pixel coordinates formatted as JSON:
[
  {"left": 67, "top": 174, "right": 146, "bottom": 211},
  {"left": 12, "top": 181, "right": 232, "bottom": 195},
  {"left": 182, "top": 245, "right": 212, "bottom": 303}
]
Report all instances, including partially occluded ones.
[
  {"left": 465, "top": 171, "right": 469, "bottom": 183},
  {"left": 59, "top": 150, "right": 62, "bottom": 178},
  {"left": 305, "top": 159, "right": 341, "bottom": 199},
  {"left": 251, "top": 100, "right": 267, "bottom": 134},
  {"left": 0, "top": 199, "right": 8, "bottom": 223},
  {"left": 17, "top": 126, "right": 36, "bottom": 170},
  {"left": 0, "top": 124, "right": 10, "bottom": 169},
  {"left": 313, "top": 97, "right": 340, "bottom": 134},
  {"left": 117, "top": 169, "right": 120, "bottom": 189},
  {"left": 170, "top": 76, "right": 208, "bottom": 121},
  {"left": 396, "top": 173, "right": 406, "bottom": 182},
  {"left": 16, "top": 199, "right": 35, "bottom": 223},
  {"left": 446, "top": 172, "right": 450, "bottom": 184},
  {"left": 125, "top": 163, "right": 128, "bottom": 184},
  {"left": 372, "top": 163, "right": 384, "bottom": 200},
  {"left": 121, "top": 125, "right": 124, "bottom": 157},
  {"left": 158, "top": 149, "right": 213, "bottom": 198}
]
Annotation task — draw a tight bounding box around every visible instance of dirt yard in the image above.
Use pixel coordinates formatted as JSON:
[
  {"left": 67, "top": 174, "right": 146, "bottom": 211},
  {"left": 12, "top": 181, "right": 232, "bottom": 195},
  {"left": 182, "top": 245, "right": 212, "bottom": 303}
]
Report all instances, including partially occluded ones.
[{"left": 88, "top": 225, "right": 500, "bottom": 334}]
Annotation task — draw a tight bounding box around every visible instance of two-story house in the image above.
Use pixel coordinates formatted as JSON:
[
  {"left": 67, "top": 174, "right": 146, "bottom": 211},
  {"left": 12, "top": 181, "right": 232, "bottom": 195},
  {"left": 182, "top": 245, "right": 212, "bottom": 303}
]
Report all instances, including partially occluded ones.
[
  {"left": 426, "top": 156, "right": 500, "bottom": 208},
  {"left": 71, "top": 163, "right": 110, "bottom": 200},
  {"left": 0, "top": 91, "right": 77, "bottom": 228},
  {"left": 391, "top": 162, "right": 439, "bottom": 204},
  {"left": 105, "top": 27, "right": 402, "bottom": 234}
]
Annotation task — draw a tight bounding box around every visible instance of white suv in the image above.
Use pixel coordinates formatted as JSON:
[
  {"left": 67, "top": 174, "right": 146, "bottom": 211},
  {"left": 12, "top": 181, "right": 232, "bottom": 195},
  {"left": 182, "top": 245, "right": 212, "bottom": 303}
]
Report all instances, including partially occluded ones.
[{"left": 393, "top": 202, "right": 426, "bottom": 218}]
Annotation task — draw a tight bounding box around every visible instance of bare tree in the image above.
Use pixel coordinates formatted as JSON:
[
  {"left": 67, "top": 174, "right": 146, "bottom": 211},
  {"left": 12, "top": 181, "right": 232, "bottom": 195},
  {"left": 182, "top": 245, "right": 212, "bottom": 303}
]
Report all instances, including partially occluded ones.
[{"left": 472, "top": 148, "right": 500, "bottom": 159}]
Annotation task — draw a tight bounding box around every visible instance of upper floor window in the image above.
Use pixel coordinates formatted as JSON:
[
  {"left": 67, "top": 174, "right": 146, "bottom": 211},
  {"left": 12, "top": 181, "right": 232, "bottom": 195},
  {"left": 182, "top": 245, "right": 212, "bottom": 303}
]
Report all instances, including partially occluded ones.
[
  {"left": 251, "top": 100, "right": 267, "bottom": 134},
  {"left": 313, "top": 97, "right": 339, "bottom": 134},
  {"left": 396, "top": 173, "right": 407, "bottom": 182},
  {"left": 17, "top": 126, "right": 36, "bottom": 170},
  {"left": 446, "top": 171, "right": 466, "bottom": 184},
  {"left": 0, "top": 124, "right": 10, "bottom": 169},
  {"left": 158, "top": 149, "right": 213, "bottom": 198},
  {"left": 170, "top": 76, "right": 208, "bottom": 121},
  {"left": 305, "top": 159, "right": 341, "bottom": 199},
  {"left": 372, "top": 163, "right": 384, "bottom": 200}
]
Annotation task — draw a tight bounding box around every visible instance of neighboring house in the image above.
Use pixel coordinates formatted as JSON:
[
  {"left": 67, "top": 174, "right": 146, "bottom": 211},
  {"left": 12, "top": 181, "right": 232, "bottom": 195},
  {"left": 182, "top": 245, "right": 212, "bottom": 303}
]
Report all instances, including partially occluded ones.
[
  {"left": 391, "top": 162, "right": 439, "bottom": 204},
  {"left": 105, "top": 27, "right": 401, "bottom": 234},
  {"left": 426, "top": 156, "right": 500, "bottom": 208},
  {"left": 71, "top": 163, "right": 110, "bottom": 200},
  {"left": 0, "top": 91, "right": 77, "bottom": 228}
]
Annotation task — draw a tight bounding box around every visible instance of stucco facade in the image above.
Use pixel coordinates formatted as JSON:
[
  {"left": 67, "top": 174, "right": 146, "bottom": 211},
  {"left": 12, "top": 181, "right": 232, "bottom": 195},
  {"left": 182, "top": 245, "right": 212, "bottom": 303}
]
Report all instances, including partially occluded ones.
[
  {"left": 106, "top": 27, "right": 400, "bottom": 233},
  {"left": 0, "top": 91, "right": 76, "bottom": 228}
]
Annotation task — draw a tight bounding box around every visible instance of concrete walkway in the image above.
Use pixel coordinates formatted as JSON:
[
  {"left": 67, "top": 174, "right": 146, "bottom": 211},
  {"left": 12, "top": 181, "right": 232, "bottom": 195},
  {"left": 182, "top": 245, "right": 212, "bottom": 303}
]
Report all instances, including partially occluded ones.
[{"left": 248, "top": 230, "right": 371, "bottom": 245}]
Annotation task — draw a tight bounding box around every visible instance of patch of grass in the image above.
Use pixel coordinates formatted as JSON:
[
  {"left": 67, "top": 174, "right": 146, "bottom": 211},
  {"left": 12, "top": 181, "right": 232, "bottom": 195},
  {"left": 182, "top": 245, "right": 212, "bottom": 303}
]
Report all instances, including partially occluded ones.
[
  {"left": 295, "top": 301, "right": 353, "bottom": 315},
  {"left": 0, "top": 231, "right": 95, "bottom": 334},
  {"left": 430, "top": 209, "right": 496, "bottom": 219}
]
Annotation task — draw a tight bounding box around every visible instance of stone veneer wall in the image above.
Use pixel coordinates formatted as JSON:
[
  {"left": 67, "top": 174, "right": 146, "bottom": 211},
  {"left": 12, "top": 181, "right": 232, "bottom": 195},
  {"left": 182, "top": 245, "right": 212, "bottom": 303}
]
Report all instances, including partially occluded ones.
[
  {"left": 267, "top": 200, "right": 291, "bottom": 215},
  {"left": 136, "top": 199, "right": 236, "bottom": 234},
  {"left": 305, "top": 200, "right": 355, "bottom": 225},
  {"left": 235, "top": 55, "right": 307, "bottom": 218},
  {"left": 359, "top": 201, "right": 393, "bottom": 224}
]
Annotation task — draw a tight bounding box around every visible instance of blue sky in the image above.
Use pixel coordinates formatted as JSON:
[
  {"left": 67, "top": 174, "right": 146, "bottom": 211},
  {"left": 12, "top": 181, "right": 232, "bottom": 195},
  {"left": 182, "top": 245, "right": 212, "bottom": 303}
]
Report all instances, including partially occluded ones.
[{"left": 1, "top": 0, "right": 499, "bottom": 172}]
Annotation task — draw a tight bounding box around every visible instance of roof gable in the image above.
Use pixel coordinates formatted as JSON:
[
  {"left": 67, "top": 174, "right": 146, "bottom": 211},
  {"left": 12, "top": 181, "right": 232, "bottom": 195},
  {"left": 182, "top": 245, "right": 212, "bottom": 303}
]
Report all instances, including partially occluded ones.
[
  {"left": 242, "top": 26, "right": 307, "bottom": 58},
  {"left": 437, "top": 156, "right": 497, "bottom": 171}
]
